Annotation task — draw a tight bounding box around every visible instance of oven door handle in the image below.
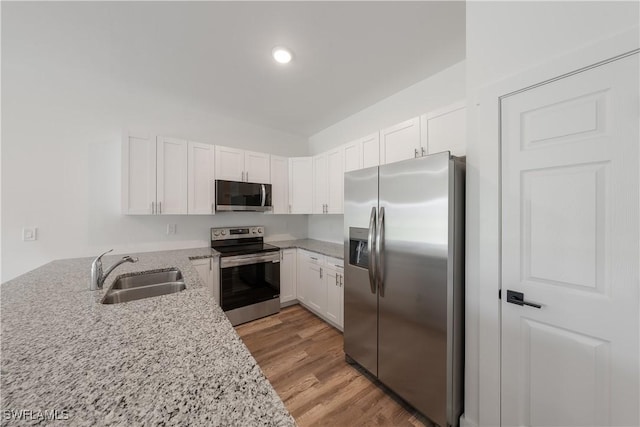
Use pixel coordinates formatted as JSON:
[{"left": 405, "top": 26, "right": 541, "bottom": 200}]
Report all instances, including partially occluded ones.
[{"left": 220, "top": 253, "right": 280, "bottom": 268}]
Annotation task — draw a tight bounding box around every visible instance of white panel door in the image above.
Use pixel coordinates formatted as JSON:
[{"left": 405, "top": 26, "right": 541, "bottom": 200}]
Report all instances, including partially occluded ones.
[
  {"left": 215, "top": 145, "right": 244, "bottom": 181},
  {"left": 270, "top": 155, "right": 289, "bottom": 214},
  {"left": 422, "top": 103, "right": 466, "bottom": 156},
  {"left": 327, "top": 147, "right": 344, "bottom": 214},
  {"left": 280, "top": 249, "right": 297, "bottom": 303},
  {"left": 156, "top": 136, "right": 188, "bottom": 215},
  {"left": 289, "top": 157, "right": 313, "bottom": 214},
  {"left": 244, "top": 150, "right": 270, "bottom": 184},
  {"left": 306, "top": 261, "right": 326, "bottom": 315},
  {"left": 312, "top": 153, "right": 328, "bottom": 214},
  {"left": 122, "top": 132, "right": 156, "bottom": 215},
  {"left": 187, "top": 142, "right": 215, "bottom": 215},
  {"left": 344, "top": 140, "right": 362, "bottom": 172},
  {"left": 380, "top": 117, "right": 420, "bottom": 165},
  {"left": 296, "top": 252, "right": 310, "bottom": 304},
  {"left": 501, "top": 53, "right": 639, "bottom": 427},
  {"left": 361, "top": 132, "right": 380, "bottom": 168}
]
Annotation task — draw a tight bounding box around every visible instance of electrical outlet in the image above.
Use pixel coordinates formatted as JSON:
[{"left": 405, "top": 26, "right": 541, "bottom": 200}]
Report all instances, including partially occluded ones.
[
  {"left": 166, "top": 224, "right": 177, "bottom": 235},
  {"left": 22, "top": 227, "right": 37, "bottom": 241}
]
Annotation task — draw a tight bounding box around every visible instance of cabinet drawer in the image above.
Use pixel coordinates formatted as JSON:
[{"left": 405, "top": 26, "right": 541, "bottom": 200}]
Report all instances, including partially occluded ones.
[
  {"left": 299, "top": 249, "right": 325, "bottom": 265},
  {"left": 326, "top": 256, "right": 343, "bottom": 269}
]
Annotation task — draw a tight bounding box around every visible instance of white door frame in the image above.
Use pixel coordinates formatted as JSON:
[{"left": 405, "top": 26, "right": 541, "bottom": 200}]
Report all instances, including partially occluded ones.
[{"left": 465, "top": 26, "right": 639, "bottom": 427}]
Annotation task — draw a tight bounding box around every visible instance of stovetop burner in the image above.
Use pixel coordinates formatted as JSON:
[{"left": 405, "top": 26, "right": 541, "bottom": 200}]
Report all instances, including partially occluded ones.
[
  {"left": 214, "top": 243, "right": 279, "bottom": 257},
  {"left": 210, "top": 226, "right": 278, "bottom": 257}
]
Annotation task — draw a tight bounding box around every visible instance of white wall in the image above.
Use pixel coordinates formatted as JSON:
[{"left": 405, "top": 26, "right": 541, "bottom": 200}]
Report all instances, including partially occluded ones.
[
  {"left": 464, "top": 2, "right": 639, "bottom": 427},
  {"left": 2, "top": 19, "right": 308, "bottom": 282},
  {"left": 307, "top": 61, "right": 466, "bottom": 240}
]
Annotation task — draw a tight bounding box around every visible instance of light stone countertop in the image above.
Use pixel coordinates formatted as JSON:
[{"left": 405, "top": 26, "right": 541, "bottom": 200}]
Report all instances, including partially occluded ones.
[
  {"left": 0, "top": 248, "right": 295, "bottom": 427},
  {"left": 268, "top": 239, "right": 344, "bottom": 260}
]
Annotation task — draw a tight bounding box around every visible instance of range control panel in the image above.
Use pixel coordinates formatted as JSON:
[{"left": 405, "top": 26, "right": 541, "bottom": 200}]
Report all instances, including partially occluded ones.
[{"left": 211, "top": 226, "right": 264, "bottom": 241}]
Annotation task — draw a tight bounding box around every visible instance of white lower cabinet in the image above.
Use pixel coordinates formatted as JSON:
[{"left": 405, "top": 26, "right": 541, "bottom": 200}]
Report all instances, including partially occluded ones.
[
  {"left": 295, "top": 249, "right": 344, "bottom": 330},
  {"left": 279, "top": 249, "right": 297, "bottom": 304},
  {"left": 191, "top": 257, "right": 220, "bottom": 303},
  {"left": 325, "top": 258, "right": 344, "bottom": 330}
]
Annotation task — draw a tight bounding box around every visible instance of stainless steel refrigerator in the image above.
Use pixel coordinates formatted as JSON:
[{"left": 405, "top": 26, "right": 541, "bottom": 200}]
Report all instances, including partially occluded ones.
[{"left": 344, "top": 152, "right": 464, "bottom": 427}]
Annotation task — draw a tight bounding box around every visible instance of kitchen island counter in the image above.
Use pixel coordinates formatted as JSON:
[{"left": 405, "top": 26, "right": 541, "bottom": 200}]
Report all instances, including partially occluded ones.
[{"left": 0, "top": 248, "right": 295, "bottom": 426}]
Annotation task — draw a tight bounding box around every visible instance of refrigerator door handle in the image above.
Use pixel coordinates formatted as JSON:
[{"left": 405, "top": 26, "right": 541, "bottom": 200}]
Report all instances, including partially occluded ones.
[
  {"left": 367, "top": 206, "right": 377, "bottom": 294},
  {"left": 376, "top": 206, "right": 385, "bottom": 297}
]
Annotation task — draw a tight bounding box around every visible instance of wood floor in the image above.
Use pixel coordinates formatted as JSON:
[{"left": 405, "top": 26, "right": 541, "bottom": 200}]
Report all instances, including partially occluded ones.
[{"left": 235, "top": 305, "right": 429, "bottom": 427}]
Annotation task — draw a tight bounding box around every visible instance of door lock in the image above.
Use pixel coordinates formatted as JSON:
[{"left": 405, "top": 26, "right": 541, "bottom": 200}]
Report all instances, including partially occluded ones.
[{"left": 506, "top": 290, "right": 542, "bottom": 309}]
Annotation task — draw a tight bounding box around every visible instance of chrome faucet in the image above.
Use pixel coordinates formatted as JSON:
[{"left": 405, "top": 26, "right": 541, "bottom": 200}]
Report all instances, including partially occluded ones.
[{"left": 90, "top": 249, "right": 138, "bottom": 290}]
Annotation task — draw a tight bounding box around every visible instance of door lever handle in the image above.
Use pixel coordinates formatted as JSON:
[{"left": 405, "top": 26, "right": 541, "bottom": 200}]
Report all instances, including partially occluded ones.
[{"left": 506, "top": 290, "right": 541, "bottom": 309}]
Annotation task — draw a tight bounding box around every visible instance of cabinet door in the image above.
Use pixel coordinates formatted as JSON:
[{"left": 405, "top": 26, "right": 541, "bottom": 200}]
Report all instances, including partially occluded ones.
[
  {"left": 156, "top": 136, "right": 188, "bottom": 215},
  {"left": 326, "top": 267, "right": 340, "bottom": 326},
  {"left": 327, "top": 147, "right": 344, "bottom": 214},
  {"left": 344, "top": 140, "right": 362, "bottom": 172},
  {"left": 191, "top": 259, "right": 210, "bottom": 290},
  {"left": 306, "top": 262, "right": 327, "bottom": 315},
  {"left": 380, "top": 117, "right": 421, "bottom": 165},
  {"left": 313, "top": 153, "right": 328, "bottom": 214},
  {"left": 280, "top": 249, "right": 297, "bottom": 304},
  {"left": 423, "top": 104, "right": 466, "bottom": 156},
  {"left": 244, "top": 150, "right": 270, "bottom": 183},
  {"left": 361, "top": 132, "right": 380, "bottom": 168},
  {"left": 215, "top": 145, "right": 244, "bottom": 181},
  {"left": 289, "top": 157, "right": 313, "bottom": 214},
  {"left": 270, "top": 155, "right": 289, "bottom": 214},
  {"left": 122, "top": 132, "right": 156, "bottom": 215},
  {"left": 188, "top": 142, "right": 215, "bottom": 215},
  {"left": 296, "top": 252, "right": 309, "bottom": 304}
]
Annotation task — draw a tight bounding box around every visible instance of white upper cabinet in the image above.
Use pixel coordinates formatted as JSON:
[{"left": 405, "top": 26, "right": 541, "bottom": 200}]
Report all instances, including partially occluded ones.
[
  {"left": 344, "top": 132, "right": 380, "bottom": 173},
  {"left": 361, "top": 132, "right": 380, "bottom": 169},
  {"left": 380, "top": 117, "right": 421, "bottom": 165},
  {"left": 214, "top": 145, "right": 244, "bottom": 181},
  {"left": 122, "top": 132, "right": 157, "bottom": 215},
  {"left": 244, "top": 150, "right": 271, "bottom": 184},
  {"left": 156, "top": 137, "right": 188, "bottom": 215},
  {"left": 270, "top": 155, "right": 289, "bottom": 214},
  {"left": 312, "top": 153, "right": 328, "bottom": 214},
  {"left": 288, "top": 157, "right": 313, "bottom": 214},
  {"left": 326, "top": 147, "right": 344, "bottom": 214},
  {"left": 187, "top": 141, "right": 215, "bottom": 215},
  {"left": 215, "top": 145, "right": 270, "bottom": 184},
  {"left": 421, "top": 102, "right": 466, "bottom": 157},
  {"left": 343, "top": 140, "right": 362, "bottom": 172}
]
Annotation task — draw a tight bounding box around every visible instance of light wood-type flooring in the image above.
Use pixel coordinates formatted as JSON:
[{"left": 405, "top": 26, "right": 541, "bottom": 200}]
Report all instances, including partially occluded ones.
[{"left": 235, "top": 305, "right": 430, "bottom": 427}]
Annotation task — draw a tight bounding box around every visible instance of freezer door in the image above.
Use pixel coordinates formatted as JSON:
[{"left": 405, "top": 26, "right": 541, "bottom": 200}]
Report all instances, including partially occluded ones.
[
  {"left": 377, "top": 152, "right": 451, "bottom": 426},
  {"left": 344, "top": 166, "right": 379, "bottom": 377}
]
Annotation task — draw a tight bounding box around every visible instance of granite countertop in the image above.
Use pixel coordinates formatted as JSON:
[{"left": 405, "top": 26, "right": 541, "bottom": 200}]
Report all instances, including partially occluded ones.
[
  {"left": 0, "top": 248, "right": 295, "bottom": 426},
  {"left": 269, "top": 239, "right": 343, "bottom": 260}
]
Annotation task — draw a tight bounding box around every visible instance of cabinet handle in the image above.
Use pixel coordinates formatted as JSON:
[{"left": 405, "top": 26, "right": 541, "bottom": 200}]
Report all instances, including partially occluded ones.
[
  {"left": 209, "top": 258, "right": 212, "bottom": 270},
  {"left": 151, "top": 202, "right": 155, "bottom": 215},
  {"left": 421, "top": 146, "right": 426, "bottom": 157},
  {"left": 414, "top": 148, "right": 419, "bottom": 158},
  {"left": 241, "top": 171, "right": 244, "bottom": 181},
  {"left": 211, "top": 203, "right": 214, "bottom": 214},
  {"left": 320, "top": 267, "right": 323, "bottom": 278},
  {"left": 158, "top": 201, "right": 162, "bottom": 214},
  {"left": 310, "top": 256, "right": 318, "bottom": 261},
  {"left": 289, "top": 204, "right": 292, "bottom": 213},
  {"left": 340, "top": 274, "right": 343, "bottom": 287},
  {"left": 335, "top": 274, "right": 338, "bottom": 287}
]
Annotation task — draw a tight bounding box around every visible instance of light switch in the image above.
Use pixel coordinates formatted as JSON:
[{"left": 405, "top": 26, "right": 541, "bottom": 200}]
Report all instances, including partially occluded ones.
[{"left": 22, "top": 227, "right": 37, "bottom": 241}]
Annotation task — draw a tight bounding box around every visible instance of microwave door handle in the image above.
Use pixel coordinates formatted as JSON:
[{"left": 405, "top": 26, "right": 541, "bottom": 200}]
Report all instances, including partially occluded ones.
[
  {"left": 261, "top": 184, "right": 266, "bottom": 207},
  {"left": 367, "top": 206, "right": 377, "bottom": 294}
]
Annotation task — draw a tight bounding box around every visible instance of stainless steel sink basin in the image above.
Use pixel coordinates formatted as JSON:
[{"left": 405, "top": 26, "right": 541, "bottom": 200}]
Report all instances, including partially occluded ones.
[
  {"left": 110, "top": 269, "right": 183, "bottom": 290},
  {"left": 101, "top": 268, "right": 186, "bottom": 304}
]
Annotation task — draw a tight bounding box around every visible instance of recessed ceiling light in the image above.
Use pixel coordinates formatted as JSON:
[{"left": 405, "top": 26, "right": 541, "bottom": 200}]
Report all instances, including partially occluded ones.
[{"left": 272, "top": 47, "right": 293, "bottom": 64}]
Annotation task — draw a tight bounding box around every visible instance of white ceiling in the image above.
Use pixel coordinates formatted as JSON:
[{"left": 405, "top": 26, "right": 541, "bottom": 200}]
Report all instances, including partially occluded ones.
[{"left": 4, "top": 1, "right": 466, "bottom": 136}]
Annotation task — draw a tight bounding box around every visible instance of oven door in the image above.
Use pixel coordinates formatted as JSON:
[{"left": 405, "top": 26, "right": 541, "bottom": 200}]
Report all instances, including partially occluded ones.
[{"left": 219, "top": 252, "right": 280, "bottom": 311}]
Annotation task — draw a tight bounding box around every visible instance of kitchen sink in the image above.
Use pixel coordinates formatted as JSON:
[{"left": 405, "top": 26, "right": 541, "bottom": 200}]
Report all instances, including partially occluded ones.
[
  {"left": 101, "top": 268, "right": 186, "bottom": 304},
  {"left": 110, "top": 269, "right": 183, "bottom": 290}
]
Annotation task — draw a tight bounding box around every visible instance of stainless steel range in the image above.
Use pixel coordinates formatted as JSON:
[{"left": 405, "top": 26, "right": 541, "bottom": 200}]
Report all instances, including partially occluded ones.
[{"left": 211, "top": 226, "right": 280, "bottom": 326}]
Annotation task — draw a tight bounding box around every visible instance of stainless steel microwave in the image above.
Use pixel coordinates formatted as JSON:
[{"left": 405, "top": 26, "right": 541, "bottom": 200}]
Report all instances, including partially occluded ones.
[{"left": 215, "top": 180, "right": 272, "bottom": 212}]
